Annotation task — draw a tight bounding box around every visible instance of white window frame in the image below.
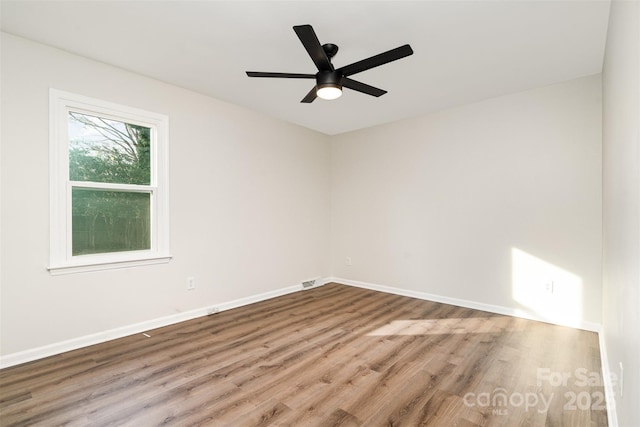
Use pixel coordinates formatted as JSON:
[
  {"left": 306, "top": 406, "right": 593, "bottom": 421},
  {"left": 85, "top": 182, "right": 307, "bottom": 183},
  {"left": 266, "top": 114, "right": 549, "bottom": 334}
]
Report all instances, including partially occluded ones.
[{"left": 49, "top": 89, "right": 171, "bottom": 275}]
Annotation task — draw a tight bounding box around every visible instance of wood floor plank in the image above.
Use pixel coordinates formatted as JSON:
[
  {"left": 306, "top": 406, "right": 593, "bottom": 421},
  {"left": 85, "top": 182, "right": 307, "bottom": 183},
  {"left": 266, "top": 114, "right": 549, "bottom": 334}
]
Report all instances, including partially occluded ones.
[{"left": 0, "top": 283, "right": 607, "bottom": 426}]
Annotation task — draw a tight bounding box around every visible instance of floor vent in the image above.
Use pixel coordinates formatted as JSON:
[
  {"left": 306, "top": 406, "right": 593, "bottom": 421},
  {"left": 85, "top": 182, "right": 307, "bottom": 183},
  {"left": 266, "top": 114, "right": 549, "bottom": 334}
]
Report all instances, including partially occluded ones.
[{"left": 302, "top": 279, "right": 316, "bottom": 289}]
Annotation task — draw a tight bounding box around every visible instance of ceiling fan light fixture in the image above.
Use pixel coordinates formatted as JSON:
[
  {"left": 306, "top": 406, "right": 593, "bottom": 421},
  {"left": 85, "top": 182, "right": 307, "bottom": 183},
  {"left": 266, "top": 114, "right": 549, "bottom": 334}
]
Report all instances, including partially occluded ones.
[
  {"left": 316, "top": 71, "right": 343, "bottom": 100},
  {"left": 317, "top": 84, "right": 342, "bottom": 100}
]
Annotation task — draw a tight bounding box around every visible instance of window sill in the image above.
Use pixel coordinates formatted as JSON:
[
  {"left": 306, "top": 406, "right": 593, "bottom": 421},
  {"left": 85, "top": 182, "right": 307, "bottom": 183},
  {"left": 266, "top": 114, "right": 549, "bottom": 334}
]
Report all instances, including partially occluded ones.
[{"left": 48, "top": 255, "right": 172, "bottom": 275}]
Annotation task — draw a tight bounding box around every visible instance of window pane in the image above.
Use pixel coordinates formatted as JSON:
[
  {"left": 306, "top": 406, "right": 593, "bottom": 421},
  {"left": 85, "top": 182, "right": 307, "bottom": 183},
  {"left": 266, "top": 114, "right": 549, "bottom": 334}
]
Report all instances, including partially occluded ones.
[
  {"left": 68, "top": 112, "right": 151, "bottom": 185},
  {"left": 72, "top": 188, "right": 151, "bottom": 256}
]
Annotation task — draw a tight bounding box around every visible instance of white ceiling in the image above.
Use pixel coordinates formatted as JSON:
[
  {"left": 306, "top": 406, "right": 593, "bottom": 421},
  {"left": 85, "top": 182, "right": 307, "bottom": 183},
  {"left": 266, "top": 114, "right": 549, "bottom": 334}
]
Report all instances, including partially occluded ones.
[{"left": 0, "top": 1, "right": 610, "bottom": 135}]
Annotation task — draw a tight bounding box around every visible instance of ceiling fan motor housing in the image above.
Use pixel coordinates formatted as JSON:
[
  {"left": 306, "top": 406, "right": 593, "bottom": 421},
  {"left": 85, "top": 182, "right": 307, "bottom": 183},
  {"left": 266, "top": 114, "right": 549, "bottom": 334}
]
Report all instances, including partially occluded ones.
[{"left": 317, "top": 70, "right": 343, "bottom": 89}]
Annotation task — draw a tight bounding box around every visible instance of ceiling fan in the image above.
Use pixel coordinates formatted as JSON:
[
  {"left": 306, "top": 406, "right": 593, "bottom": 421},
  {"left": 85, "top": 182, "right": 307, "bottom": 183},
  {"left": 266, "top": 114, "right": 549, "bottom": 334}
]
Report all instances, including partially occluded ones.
[{"left": 246, "top": 25, "right": 414, "bottom": 103}]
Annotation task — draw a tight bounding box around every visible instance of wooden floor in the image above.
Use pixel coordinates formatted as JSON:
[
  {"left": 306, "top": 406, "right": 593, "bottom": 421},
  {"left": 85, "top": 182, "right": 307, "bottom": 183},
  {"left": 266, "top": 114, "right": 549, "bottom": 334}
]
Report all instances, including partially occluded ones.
[{"left": 0, "top": 283, "right": 607, "bottom": 426}]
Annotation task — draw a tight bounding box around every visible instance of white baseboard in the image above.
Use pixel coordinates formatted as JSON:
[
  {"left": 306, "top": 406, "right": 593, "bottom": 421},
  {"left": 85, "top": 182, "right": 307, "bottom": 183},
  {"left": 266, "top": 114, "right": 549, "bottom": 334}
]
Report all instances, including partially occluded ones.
[
  {"left": 1, "top": 276, "right": 601, "bottom": 369},
  {"left": 0, "top": 279, "right": 329, "bottom": 369},
  {"left": 598, "top": 331, "right": 619, "bottom": 427},
  {"left": 327, "top": 277, "right": 602, "bottom": 332}
]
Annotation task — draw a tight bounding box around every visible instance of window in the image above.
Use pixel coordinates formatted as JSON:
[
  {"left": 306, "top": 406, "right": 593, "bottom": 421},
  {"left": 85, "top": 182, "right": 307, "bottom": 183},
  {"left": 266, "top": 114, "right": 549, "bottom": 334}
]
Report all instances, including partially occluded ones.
[{"left": 49, "top": 90, "right": 170, "bottom": 274}]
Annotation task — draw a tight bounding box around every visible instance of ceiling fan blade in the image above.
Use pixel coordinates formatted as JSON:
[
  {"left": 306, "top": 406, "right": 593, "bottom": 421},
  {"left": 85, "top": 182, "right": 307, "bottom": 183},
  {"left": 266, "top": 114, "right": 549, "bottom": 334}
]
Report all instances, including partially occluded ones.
[
  {"left": 293, "top": 25, "right": 334, "bottom": 72},
  {"left": 342, "top": 77, "right": 387, "bottom": 97},
  {"left": 301, "top": 86, "right": 318, "bottom": 103},
  {"left": 337, "top": 44, "right": 413, "bottom": 77},
  {"left": 246, "top": 71, "right": 315, "bottom": 79}
]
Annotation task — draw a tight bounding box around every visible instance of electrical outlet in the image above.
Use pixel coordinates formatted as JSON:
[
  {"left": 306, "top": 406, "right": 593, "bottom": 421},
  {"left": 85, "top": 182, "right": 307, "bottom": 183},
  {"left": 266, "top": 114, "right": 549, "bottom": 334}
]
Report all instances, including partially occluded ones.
[
  {"left": 187, "top": 277, "right": 196, "bottom": 290},
  {"left": 346, "top": 257, "right": 352, "bottom": 266},
  {"left": 545, "top": 281, "right": 554, "bottom": 294}
]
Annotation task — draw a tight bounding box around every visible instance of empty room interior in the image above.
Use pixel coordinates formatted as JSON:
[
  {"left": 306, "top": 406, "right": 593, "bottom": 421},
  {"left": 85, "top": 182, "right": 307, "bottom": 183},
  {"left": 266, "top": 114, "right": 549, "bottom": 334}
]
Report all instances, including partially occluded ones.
[{"left": 0, "top": 1, "right": 638, "bottom": 426}]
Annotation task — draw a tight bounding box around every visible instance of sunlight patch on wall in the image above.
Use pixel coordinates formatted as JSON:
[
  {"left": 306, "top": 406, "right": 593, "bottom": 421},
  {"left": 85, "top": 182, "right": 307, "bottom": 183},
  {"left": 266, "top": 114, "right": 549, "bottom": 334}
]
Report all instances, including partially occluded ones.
[{"left": 511, "top": 248, "right": 583, "bottom": 327}]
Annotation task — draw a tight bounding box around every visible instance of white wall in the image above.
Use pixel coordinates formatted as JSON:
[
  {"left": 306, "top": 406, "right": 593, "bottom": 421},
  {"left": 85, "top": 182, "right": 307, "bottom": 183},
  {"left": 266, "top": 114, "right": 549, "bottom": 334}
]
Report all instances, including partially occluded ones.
[
  {"left": 331, "top": 75, "right": 603, "bottom": 328},
  {"left": 602, "top": 0, "right": 640, "bottom": 425},
  {"left": 0, "top": 33, "right": 331, "bottom": 357}
]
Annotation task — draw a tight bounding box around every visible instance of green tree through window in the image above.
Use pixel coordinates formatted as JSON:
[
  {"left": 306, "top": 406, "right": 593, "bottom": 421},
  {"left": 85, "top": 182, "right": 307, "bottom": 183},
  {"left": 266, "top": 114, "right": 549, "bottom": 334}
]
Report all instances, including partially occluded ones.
[{"left": 68, "top": 112, "right": 152, "bottom": 255}]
